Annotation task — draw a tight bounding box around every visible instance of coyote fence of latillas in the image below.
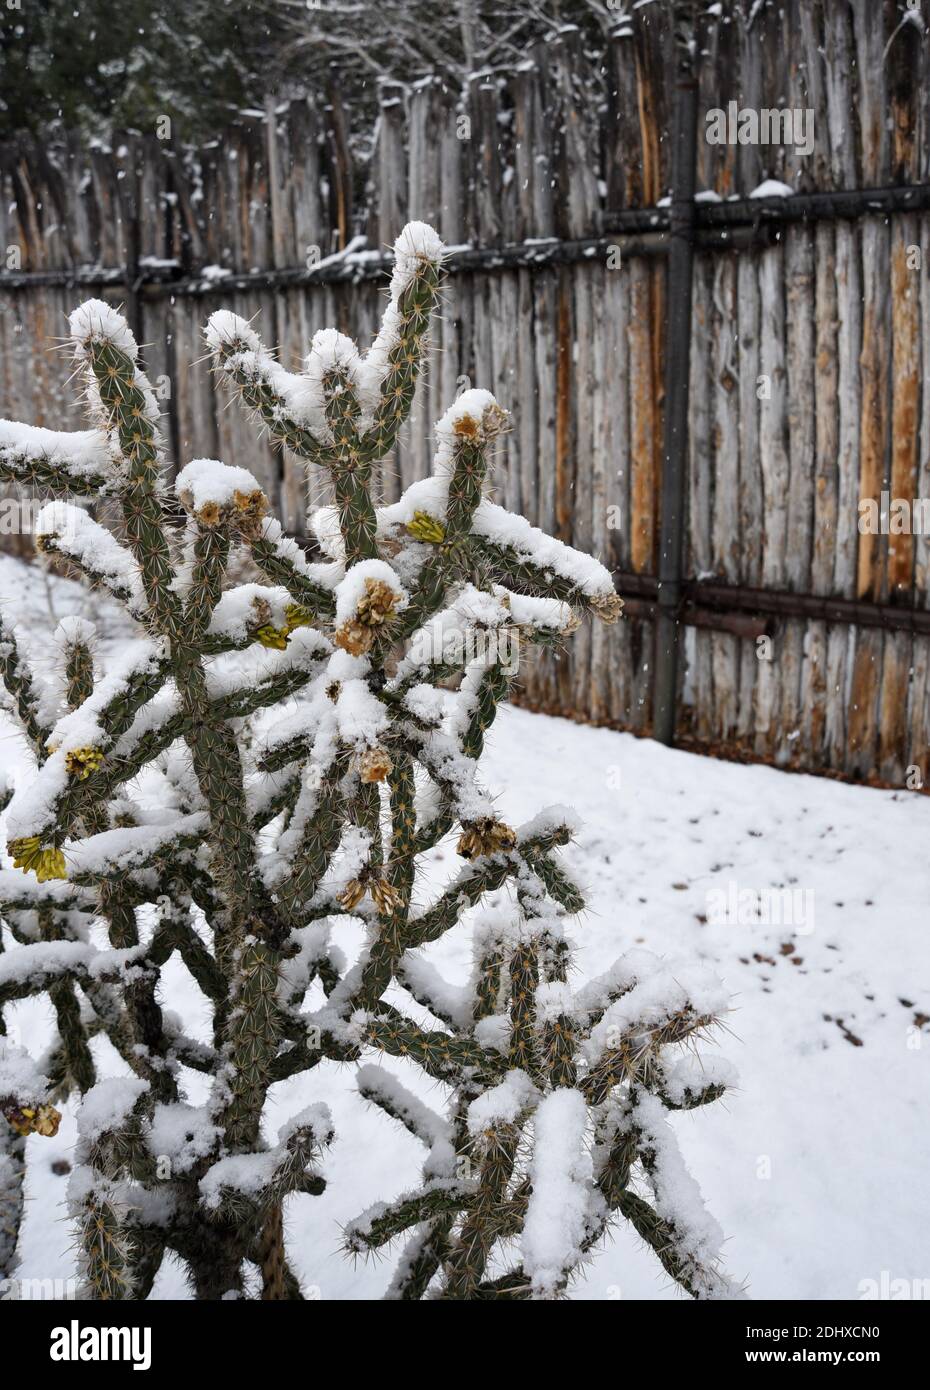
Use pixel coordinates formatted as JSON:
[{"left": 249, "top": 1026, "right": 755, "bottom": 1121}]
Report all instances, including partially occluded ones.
[{"left": 2, "top": 2, "right": 930, "bottom": 783}]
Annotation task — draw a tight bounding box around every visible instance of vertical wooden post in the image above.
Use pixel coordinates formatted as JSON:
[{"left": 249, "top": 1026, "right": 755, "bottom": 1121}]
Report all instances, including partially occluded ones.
[
  {"left": 653, "top": 55, "right": 698, "bottom": 745},
  {"left": 120, "top": 138, "right": 144, "bottom": 347}
]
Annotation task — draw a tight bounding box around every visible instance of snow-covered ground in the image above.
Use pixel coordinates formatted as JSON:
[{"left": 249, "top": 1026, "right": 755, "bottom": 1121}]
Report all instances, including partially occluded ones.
[{"left": 3, "top": 555, "right": 929, "bottom": 1301}]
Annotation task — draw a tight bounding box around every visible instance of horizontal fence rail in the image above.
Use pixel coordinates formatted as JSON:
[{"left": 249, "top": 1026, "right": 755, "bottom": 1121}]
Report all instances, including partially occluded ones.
[
  {"left": 2, "top": 0, "right": 930, "bottom": 786},
  {"left": 5, "top": 184, "right": 930, "bottom": 294}
]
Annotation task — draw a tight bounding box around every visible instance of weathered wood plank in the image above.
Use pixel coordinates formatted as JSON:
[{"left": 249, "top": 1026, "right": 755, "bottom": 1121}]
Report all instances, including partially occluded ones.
[
  {"left": 1, "top": 3, "right": 929, "bottom": 783},
  {"left": 755, "top": 242, "right": 787, "bottom": 756},
  {"left": 710, "top": 252, "right": 740, "bottom": 744},
  {"left": 686, "top": 252, "right": 714, "bottom": 745}
]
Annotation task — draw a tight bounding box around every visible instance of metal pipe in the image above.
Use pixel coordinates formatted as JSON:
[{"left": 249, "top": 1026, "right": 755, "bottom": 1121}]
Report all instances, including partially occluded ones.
[
  {"left": 0, "top": 227, "right": 773, "bottom": 295},
  {"left": 683, "top": 578, "right": 930, "bottom": 637},
  {"left": 611, "top": 571, "right": 930, "bottom": 637},
  {"left": 2, "top": 177, "right": 923, "bottom": 295},
  {"left": 652, "top": 68, "right": 698, "bottom": 745},
  {"left": 620, "top": 596, "right": 770, "bottom": 640},
  {"left": 600, "top": 180, "right": 930, "bottom": 237}
]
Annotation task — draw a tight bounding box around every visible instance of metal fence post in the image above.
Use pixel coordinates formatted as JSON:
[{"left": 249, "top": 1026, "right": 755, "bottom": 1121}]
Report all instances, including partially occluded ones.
[{"left": 653, "top": 59, "right": 698, "bottom": 746}]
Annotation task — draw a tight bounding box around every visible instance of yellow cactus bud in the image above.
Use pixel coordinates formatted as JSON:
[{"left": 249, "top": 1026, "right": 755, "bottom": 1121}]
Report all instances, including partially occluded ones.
[
  {"left": 406, "top": 511, "right": 446, "bottom": 545},
  {"left": 285, "top": 604, "right": 314, "bottom": 631},
  {"left": 9, "top": 834, "right": 39, "bottom": 867},
  {"left": 64, "top": 745, "right": 104, "bottom": 781},
  {"left": 256, "top": 623, "right": 289, "bottom": 651},
  {"left": 35, "top": 849, "right": 67, "bottom": 882},
  {"left": 8, "top": 836, "right": 67, "bottom": 881}
]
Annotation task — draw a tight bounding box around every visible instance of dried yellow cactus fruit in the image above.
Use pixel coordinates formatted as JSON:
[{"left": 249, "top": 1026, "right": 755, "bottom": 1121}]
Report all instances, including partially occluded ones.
[
  {"left": 452, "top": 400, "right": 509, "bottom": 442},
  {"left": 356, "top": 578, "right": 398, "bottom": 627},
  {"left": 337, "top": 879, "right": 366, "bottom": 911},
  {"left": 334, "top": 618, "right": 373, "bottom": 656},
  {"left": 456, "top": 818, "right": 517, "bottom": 860},
  {"left": 231, "top": 487, "right": 268, "bottom": 537},
  {"left": 359, "top": 748, "right": 393, "bottom": 783},
  {"left": 452, "top": 413, "right": 479, "bottom": 438},
  {"left": 335, "top": 578, "right": 401, "bottom": 654},
  {"left": 590, "top": 591, "right": 624, "bottom": 624},
  {"left": 195, "top": 500, "right": 222, "bottom": 527},
  {"left": 4, "top": 1102, "right": 62, "bottom": 1138},
  {"left": 369, "top": 878, "right": 403, "bottom": 916},
  {"left": 64, "top": 745, "right": 104, "bottom": 780}
]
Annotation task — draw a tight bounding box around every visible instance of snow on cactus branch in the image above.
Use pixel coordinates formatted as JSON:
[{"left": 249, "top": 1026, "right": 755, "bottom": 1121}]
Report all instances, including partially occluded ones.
[
  {"left": 176, "top": 458, "right": 267, "bottom": 533},
  {"left": 0, "top": 1039, "right": 53, "bottom": 1112},
  {"left": 0, "top": 1041, "right": 60, "bottom": 1277},
  {"left": 68, "top": 299, "right": 167, "bottom": 470},
  {"left": 69, "top": 299, "right": 142, "bottom": 362},
  {"left": 0, "top": 221, "right": 740, "bottom": 1302},
  {"left": 0, "top": 418, "right": 114, "bottom": 496},
  {"left": 522, "top": 1088, "right": 599, "bottom": 1298},
  {"left": 205, "top": 220, "right": 445, "bottom": 490},
  {"left": 35, "top": 501, "right": 146, "bottom": 615}
]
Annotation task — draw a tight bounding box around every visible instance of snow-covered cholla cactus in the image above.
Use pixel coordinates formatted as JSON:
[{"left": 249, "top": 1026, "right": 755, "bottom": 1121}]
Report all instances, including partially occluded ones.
[
  {"left": 0, "top": 221, "right": 738, "bottom": 1300},
  {"left": 346, "top": 919, "right": 742, "bottom": 1299}
]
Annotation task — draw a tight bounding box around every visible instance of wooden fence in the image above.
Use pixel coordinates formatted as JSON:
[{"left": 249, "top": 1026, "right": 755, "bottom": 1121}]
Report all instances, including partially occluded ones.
[{"left": 2, "top": 0, "right": 930, "bottom": 785}]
